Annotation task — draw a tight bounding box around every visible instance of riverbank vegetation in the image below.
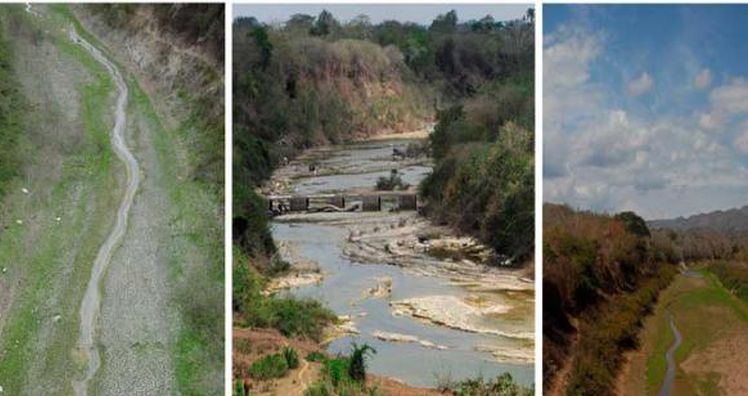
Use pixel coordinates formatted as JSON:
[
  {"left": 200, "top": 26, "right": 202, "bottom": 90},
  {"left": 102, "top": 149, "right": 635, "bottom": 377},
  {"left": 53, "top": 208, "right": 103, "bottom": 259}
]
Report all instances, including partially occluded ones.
[
  {"left": 233, "top": 249, "right": 336, "bottom": 341},
  {"left": 544, "top": 203, "right": 748, "bottom": 395},
  {"left": 543, "top": 204, "right": 677, "bottom": 394}
]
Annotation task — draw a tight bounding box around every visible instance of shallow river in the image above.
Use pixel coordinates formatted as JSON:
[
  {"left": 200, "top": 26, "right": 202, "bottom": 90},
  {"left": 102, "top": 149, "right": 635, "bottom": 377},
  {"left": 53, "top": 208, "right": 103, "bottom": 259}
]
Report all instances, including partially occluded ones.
[{"left": 271, "top": 139, "right": 534, "bottom": 387}]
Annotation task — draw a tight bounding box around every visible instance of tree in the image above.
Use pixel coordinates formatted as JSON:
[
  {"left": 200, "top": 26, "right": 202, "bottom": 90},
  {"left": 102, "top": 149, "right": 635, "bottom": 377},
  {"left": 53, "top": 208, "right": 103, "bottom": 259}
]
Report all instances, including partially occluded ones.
[
  {"left": 348, "top": 343, "right": 376, "bottom": 382},
  {"left": 286, "top": 13, "right": 315, "bottom": 34},
  {"left": 615, "top": 211, "right": 651, "bottom": 237},
  {"left": 311, "top": 10, "right": 339, "bottom": 36},
  {"left": 429, "top": 10, "right": 458, "bottom": 33},
  {"left": 249, "top": 26, "right": 273, "bottom": 71}
]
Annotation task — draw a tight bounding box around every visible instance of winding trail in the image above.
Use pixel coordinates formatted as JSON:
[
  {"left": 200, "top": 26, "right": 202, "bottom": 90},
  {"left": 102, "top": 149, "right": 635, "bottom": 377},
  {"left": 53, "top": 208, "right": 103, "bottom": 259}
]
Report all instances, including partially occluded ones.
[
  {"left": 659, "top": 311, "right": 682, "bottom": 396},
  {"left": 67, "top": 29, "right": 140, "bottom": 396}
]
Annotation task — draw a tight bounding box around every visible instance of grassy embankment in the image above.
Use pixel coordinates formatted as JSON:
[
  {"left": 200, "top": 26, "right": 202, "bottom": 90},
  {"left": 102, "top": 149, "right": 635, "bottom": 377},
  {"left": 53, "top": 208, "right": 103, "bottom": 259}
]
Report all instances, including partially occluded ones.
[
  {"left": 66, "top": 3, "right": 225, "bottom": 389},
  {"left": 623, "top": 263, "right": 748, "bottom": 395},
  {"left": 0, "top": 6, "right": 121, "bottom": 392}
]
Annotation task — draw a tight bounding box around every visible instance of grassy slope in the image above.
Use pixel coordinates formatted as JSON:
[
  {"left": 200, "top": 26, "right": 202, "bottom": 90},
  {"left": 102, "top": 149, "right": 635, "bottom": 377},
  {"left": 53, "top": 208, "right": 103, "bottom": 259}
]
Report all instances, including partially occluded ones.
[
  {"left": 64, "top": 4, "right": 224, "bottom": 391},
  {"left": 624, "top": 269, "right": 748, "bottom": 395},
  {"left": 130, "top": 81, "right": 224, "bottom": 393},
  {"left": 0, "top": 6, "right": 120, "bottom": 392}
]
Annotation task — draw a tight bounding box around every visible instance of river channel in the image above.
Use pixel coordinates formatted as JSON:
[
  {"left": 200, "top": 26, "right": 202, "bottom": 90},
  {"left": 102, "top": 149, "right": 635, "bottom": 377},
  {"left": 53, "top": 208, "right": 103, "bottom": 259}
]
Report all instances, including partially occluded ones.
[{"left": 268, "top": 137, "right": 534, "bottom": 387}]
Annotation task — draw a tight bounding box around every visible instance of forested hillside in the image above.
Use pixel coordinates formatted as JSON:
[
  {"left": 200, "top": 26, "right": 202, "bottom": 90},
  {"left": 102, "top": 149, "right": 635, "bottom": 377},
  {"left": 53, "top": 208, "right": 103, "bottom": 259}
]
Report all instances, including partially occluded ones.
[
  {"left": 649, "top": 205, "right": 748, "bottom": 233},
  {"left": 544, "top": 203, "right": 748, "bottom": 395},
  {"left": 233, "top": 9, "right": 535, "bottom": 266}
]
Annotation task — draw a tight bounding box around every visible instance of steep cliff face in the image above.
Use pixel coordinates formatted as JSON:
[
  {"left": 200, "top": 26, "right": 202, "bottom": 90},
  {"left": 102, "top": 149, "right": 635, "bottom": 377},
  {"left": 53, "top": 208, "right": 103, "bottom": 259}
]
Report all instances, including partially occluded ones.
[{"left": 74, "top": 4, "right": 224, "bottom": 188}]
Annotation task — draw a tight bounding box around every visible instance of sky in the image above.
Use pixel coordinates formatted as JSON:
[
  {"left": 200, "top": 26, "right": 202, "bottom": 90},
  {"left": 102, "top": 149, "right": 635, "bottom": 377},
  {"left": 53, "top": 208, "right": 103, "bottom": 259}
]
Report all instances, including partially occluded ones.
[
  {"left": 234, "top": 4, "right": 531, "bottom": 25},
  {"left": 544, "top": 5, "right": 748, "bottom": 220}
]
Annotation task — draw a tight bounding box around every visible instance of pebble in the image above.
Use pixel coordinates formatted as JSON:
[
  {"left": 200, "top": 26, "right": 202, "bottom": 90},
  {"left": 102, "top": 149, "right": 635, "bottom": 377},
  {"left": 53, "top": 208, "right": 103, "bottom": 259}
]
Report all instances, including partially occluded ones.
[
  {"left": 15, "top": 220, "right": 22, "bottom": 225},
  {"left": 55, "top": 217, "right": 61, "bottom": 222},
  {"left": 21, "top": 188, "right": 29, "bottom": 194},
  {"left": 53, "top": 315, "right": 61, "bottom": 323},
  {"left": 1, "top": 267, "right": 6, "bottom": 274}
]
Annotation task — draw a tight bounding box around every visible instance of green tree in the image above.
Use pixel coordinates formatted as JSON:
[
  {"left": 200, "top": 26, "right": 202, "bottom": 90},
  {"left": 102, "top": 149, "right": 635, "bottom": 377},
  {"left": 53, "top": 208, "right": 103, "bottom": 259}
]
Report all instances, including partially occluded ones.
[{"left": 311, "top": 10, "right": 339, "bottom": 36}]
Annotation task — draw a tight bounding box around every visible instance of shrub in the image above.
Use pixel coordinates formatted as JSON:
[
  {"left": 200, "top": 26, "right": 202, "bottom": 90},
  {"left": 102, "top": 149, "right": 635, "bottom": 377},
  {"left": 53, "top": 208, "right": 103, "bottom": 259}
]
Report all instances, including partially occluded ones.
[
  {"left": 448, "top": 373, "right": 532, "bottom": 396},
  {"left": 304, "top": 383, "right": 333, "bottom": 396},
  {"left": 348, "top": 343, "right": 376, "bottom": 383},
  {"left": 248, "top": 353, "right": 289, "bottom": 380},
  {"left": 306, "top": 351, "right": 327, "bottom": 362},
  {"left": 375, "top": 170, "right": 409, "bottom": 191},
  {"left": 283, "top": 346, "right": 300, "bottom": 369}
]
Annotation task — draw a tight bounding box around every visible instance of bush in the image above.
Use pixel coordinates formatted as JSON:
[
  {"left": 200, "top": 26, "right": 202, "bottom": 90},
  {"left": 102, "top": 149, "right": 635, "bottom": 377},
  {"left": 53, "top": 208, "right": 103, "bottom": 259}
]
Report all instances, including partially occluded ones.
[
  {"left": 304, "top": 383, "right": 333, "bottom": 396},
  {"left": 348, "top": 343, "right": 376, "bottom": 383},
  {"left": 248, "top": 353, "right": 289, "bottom": 380},
  {"left": 306, "top": 351, "right": 327, "bottom": 362},
  {"left": 375, "top": 170, "right": 409, "bottom": 191},
  {"left": 283, "top": 346, "right": 300, "bottom": 369},
  {"left": 447, "top": 373, "right": 532, "bottom": 396}
]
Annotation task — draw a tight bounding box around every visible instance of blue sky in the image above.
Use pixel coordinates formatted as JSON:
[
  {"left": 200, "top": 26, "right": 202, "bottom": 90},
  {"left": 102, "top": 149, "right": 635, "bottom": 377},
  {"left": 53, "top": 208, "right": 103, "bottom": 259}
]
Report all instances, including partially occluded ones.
[
  {"left": 544, "top": 5, "right": 748, "bottom": 219},
  {"left": 234, "top": 4, "right": 531, "bottom": 25}
]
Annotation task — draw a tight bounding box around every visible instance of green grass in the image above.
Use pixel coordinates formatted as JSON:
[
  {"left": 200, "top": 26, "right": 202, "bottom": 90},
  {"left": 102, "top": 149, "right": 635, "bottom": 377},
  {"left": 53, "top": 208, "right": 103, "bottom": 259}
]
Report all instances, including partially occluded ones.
[
  {"left": 642, "top": 270, "right": 748, "bottom": 394},
  {"left": 0, "top": 6, "right": 120, "bottom": 392},
  {"left": 248, "top": 353, "right": 290, "bottom": 380}
]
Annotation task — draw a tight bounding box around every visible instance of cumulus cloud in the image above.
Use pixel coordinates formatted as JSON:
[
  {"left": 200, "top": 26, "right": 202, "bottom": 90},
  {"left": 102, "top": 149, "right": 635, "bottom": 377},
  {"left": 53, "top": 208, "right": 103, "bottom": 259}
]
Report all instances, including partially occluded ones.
[
  {"left": 693, "top": 68, "right": 712, "bottom": 89},
  {"left": 627, "top": 72, "right": 653, "bottom": 96},
  {"left": 544, "top": 22, "right": 748, "bottom": 219}
]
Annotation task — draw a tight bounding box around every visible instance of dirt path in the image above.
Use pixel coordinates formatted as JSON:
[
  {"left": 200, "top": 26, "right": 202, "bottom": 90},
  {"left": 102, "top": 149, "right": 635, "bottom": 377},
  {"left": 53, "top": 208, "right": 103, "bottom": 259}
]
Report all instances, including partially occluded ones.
[{"left": 66, "top": 28, "right": 140, "bottom": 396}]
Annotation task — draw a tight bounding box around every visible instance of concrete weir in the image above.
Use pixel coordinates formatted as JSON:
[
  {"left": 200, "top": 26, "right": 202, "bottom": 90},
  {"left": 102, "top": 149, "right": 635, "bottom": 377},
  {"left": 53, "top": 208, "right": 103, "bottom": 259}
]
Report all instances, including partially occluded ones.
[{"left": 266, "top": 192, "right": 418, "bottom": 214}]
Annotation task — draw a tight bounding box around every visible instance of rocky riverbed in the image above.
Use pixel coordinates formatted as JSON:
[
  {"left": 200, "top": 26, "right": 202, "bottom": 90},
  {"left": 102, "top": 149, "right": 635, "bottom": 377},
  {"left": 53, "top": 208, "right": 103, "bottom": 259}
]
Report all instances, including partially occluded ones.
[{"left": 265, "top": 137, "right": 534, "bottom": 387}]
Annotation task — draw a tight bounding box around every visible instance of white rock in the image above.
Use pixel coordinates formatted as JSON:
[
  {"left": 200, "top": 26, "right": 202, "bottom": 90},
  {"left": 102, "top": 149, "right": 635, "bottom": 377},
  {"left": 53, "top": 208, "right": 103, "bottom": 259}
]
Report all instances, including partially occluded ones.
[
  {"left": 15, "top": 220, "right": 22, "bottom": 225},
  {"left": 1, "top": 267, "right": 6, "bottom": 273},
  {"left": 21, "top": 188, "right": 29, "bottom": 194},
  {"left": 53, "top": 315, "right": 61, "bottom": 323},
  {"left": 55, "top": 217, "right": 61, "bottom": 222}
]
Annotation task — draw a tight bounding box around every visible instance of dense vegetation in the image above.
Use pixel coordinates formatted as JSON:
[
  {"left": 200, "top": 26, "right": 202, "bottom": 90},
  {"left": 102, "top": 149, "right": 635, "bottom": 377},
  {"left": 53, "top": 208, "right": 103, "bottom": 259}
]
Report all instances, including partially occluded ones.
[
  {"left": 0, "top": 18, "right": 24, "bottom": 201},
  {"left": 543, "top": 204, "right": 675, "bottom": 394},
  {"left": 711, "top": 261, "right": 748, "bottom": 303},
  {"left": 233, "top": 249, "right": 336, "bottom": 341},
  {"left": 544, "top": 203, "right": 748, "bottom": 395}
]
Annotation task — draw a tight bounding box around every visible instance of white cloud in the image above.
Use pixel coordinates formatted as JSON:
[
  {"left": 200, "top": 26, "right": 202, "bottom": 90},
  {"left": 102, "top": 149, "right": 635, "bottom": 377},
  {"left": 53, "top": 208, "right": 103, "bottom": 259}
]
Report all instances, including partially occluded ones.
[
  {"left": 544, "top": 26, "right": 602, "bottom": 91},
  {"left": 693, "top": 68, "right": 712, "bottom": 89},
  {"left": 627, "top": 72, "right": 653, "bottom": 96},
  {"left": 736, "top": 125, "right": 748, "bottom": 154},
  {"left": 544, "top": 24, "right": 748, "bottom": 219},
  {"left": 709, "top": 78, "right": 748, "bottom": 114},
  {"left": 698, "top": 112, "right": 723, "bottom": 131}
]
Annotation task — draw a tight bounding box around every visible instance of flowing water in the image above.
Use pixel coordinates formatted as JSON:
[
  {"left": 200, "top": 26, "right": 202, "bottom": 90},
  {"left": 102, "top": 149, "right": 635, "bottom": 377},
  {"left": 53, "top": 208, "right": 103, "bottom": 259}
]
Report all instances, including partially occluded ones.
[
  {"left": 68, "top": 28, "right": 140, "bottom": 396},
  {"left": 659, "top": 312, "right": 682, "bottom": 396},
  {"left": 271, "top": 139, "right": 534, "bottom": 387}
]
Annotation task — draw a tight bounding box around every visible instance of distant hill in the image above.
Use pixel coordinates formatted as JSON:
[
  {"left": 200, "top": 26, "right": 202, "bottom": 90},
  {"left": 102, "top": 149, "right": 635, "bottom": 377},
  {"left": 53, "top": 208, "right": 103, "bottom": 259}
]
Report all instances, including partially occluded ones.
[{"left": 648, "top": 205, "right": 748, "bottom": 232}]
